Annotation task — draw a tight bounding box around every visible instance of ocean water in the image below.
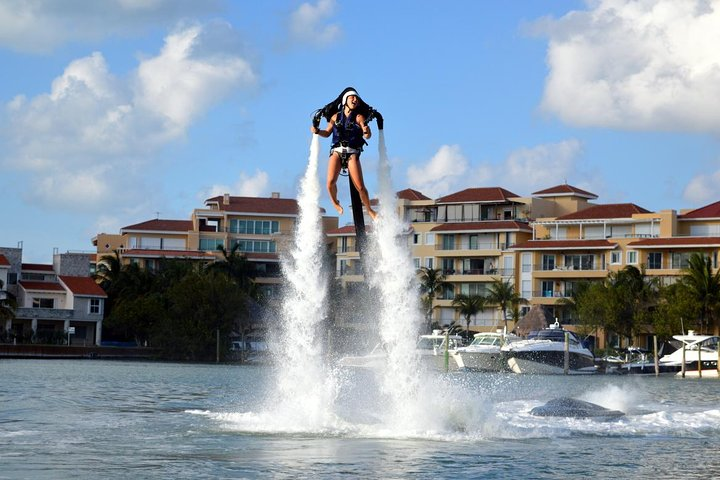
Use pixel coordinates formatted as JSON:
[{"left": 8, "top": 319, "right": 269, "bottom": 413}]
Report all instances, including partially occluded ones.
[{"left": 1, "top": 359, "right": 719, "bottom": 479}]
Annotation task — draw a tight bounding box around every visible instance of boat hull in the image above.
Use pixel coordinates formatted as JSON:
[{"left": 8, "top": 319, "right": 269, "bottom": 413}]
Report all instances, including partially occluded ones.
[
  {"left": 453, "top": 350, "right": 509, "bottom": 372},
  {"left": 506, "top": 350, "right": 596, "bottom": 375}
]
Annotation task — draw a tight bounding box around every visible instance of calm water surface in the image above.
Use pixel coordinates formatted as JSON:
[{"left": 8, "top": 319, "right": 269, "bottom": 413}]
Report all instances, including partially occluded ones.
[{"left": 1, "top": 359, "right": 719, "bottom": 479}]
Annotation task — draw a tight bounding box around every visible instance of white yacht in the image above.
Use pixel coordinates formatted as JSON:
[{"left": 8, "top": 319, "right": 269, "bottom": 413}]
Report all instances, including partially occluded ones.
[
  {"left": 452, "top": 331, "right": 520, "bottom": 371},
  {"left": 501, "top": 322, "right": 596, "bottom": 375},
  {"left": 659, "top": 331, "right": 719, "bottom": 373}
]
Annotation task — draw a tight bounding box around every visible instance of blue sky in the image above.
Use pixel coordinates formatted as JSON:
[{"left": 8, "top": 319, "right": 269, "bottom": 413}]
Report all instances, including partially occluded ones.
[{"left": 2, "top": 0, "right": 720, "bottom": 263}]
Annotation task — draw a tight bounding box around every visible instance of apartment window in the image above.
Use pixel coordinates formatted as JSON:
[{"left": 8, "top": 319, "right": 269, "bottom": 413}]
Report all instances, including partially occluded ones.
[
  {"left": 425, "top": 233, "right": 435, "bottom": 246},
  {"left": 521, "top": 253, "right": 532, "bottom": 273},
  {"left": 460, "top": 283, "right": 488, "bottom": 296},
  {"left": 627, "top": 250, "right": 638, "bottom": 265},
  {"left": 32, "top": 298, "right": 54, "bottom": 309},
  {"left": 541, "top": 280, "right": 554, "bottom": 297},
  {"left": 230, "top": 220, "right": 279, "bottom": 235},
  {"left": 564, "top": 254, "right": 594, "bottom": 271},
  {"left": 89, "top": 298, "right": 102, "bottom": 314},
  {"left": 469, "top": 235, "right": 478, "bottom": 250},
  {"left": 413, "top": 234, "right": 421, "bottom": 245},
  {"left": 424, "top": 258, "right": 434, "bottom": 269},
  {"left": 440, "top": 284, "right": 455, "bottom": 300},
  {"left": 442, "top": 235, "right": 454, "bottom": 250},
  {"left": 442, "top": 258, "right": 455, "bottom": 274},
  {"left": 671, "top": 252, "right": 694, "bottom": 269},
  {"left": 521, "top": 280, "right": 531, "bottom": 299},
  {"left": 648, "top": 252, "right": 662, "bottom": 269},
  {"left": 199, "top": 238, "right": 225, "bottom": 251},
  {"left": 413, "top": 257, "right": 421, "bottom": 270},
  {"left": 8, "top": 273, "right": 18, "bottom": 285},
  {"left": 233, "top": 239, "right": 277, "bottom": 254},
  {"left": 610, "top": 251, "right": 622, "bottom": 265},
  {"left": 541, "top": 254, "right": 555, "bottom": 271}
]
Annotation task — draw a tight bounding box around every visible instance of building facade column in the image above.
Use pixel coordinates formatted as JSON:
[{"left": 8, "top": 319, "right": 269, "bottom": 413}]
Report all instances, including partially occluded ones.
[{"left": 95, "top": 320, "right": 102, "bottom": 346}]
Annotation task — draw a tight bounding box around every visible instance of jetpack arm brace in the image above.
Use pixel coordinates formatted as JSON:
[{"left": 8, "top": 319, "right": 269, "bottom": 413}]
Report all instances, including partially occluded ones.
[
  {"left": 312, "top": 109, "right": 322, "bottom": 129},
  {"left": 366, "top": 107, "right": 384, "bottom": 130}
]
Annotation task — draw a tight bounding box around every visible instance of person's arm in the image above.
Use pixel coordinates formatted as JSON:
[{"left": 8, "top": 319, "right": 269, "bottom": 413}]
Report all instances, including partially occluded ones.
[
  {"left": 311, "top": 115, "right": 334, "bottom": 138},
  {"left": 357, "top": 114, "right": 371, "bottom": 139}
]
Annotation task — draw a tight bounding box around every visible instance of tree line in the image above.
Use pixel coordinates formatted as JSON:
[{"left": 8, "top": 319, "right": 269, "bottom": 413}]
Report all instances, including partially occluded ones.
[{"left": 96, "top": 246, "right": 259, "bottom": 361}]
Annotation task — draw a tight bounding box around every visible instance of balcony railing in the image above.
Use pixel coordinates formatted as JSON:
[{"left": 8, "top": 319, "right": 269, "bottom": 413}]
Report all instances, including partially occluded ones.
[
  {"left": 437, "top": 242, "right": 509, "bottom": 251},
  {"left": 532, "top": 290, "right": 571, "bottom": 298},
  {"left": 441, "top": 268, "right": 514, "bottom": 277},
  {"left": 533, "top": 264, "right": 605, "bottom": 272}
]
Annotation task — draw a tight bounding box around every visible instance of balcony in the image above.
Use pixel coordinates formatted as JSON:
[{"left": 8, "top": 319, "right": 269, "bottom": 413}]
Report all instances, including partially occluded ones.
[
  {"left": 442, "top": 268, "right": 514, "bottom": 277},
  {"left": 15, "top": 307, "right": 103, "bottom": 322},
  {"left": 436, "top": 242, "right": 509, "bottom": 252},
  {"left": 533, "top": 264, "right": 605, "bottom": 272}
]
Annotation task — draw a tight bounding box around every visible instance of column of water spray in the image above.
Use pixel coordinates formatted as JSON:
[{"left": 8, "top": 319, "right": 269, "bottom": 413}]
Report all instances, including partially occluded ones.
[
  {"left": 368, "top": 130, "right": 424, "bottom": 430},
  {"left": 272, "top": 134, "right": 336, "bottom": 429}
]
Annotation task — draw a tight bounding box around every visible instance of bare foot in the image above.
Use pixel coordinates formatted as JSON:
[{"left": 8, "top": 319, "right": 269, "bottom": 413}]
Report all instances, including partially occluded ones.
[
  {"left": 368, "top": 208, "right": 378, "bottom": 221},
  {"left": 332, "top": 201, "right": 344, "bottom": 215}
]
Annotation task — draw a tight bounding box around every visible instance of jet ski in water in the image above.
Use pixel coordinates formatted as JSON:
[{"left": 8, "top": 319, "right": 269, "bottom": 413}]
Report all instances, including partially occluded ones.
[{"left": 312, "top": 87, "right": 383, "bottom": 261}]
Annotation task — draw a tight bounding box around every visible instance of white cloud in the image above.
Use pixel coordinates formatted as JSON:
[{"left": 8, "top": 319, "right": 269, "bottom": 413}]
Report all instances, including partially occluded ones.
[
  {"left": 406, "top": 145, "right": 469, "bottom": 198},
  {"left": 1, "top": 23, "right": 258, "bottom": 213},
  {"left": 683, "top": 169, "right": 720, "bottom": 204},
  {"left": 0, "top": 0, "right": 222, "bottom": 53},
  {"left": 287, "top": 0, "right": 341, "bottom": 47},
  {"left": 406, "top": 140, "right": 588, "bottom": 198},
  {"left": 200, "top": 169, "right": 271, "bottom": 200},
  {"left": 535, "top": 0, "right": 720, "bottom": 134}
]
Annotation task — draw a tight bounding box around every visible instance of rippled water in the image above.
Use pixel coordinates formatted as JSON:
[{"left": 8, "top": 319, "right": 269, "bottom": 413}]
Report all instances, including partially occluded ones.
[{"left": 1, "top": 360, "right": 719, "bottom": 479}]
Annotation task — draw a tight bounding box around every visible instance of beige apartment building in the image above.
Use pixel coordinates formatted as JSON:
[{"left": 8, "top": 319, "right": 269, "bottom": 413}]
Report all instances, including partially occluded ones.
[
  {"left": 330, "top": 184, "right": 720, "bottom": 348},
  {"left": 94, "top": 193, "right": 338, "bottom": 299}
]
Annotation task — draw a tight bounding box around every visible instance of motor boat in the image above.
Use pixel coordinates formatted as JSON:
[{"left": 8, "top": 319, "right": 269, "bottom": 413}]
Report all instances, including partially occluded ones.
[
  {"left": 416, "top": 330, "right": 465, "bottom": 371},
  {"left": 658, "top": 331, "right": 718, "bottom": 374},
  {"left": 501, "top": 321, "right": 596, "bottom": 374},
  {"left": 452, "top": 330, "right": 519, "bottom": 371},
  {"left": 337, "top": 330, "right": 464, "bottom": 371}
]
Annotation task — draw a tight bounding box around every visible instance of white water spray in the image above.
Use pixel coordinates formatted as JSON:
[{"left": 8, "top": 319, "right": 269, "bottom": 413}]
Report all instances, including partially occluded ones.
[
  {"left": 270, "top": 134, "right": 336, "bottom": 429},
  {"left": 367, "top": 130, "right": 425, "bottom": 430}
]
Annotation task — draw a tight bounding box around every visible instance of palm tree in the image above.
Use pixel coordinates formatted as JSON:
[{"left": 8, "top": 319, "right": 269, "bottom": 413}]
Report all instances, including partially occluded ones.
[
  {"left": 94, "top": 250, "right": 123, "bottom": 293},
  {"left": 417, "top": 267, "right": 447, "bottom": 331},
  {"left": 451, "top": 293, "right": 486, "bottom": 338},
  {"left": 208, "top": 244, "right": 256, "bottom": 295},
  {"left": 682, "top": 253, "right": 720, "bottom": 333},
  {"left": 487, "top": 278, "right": 524, "bottom": 331}
]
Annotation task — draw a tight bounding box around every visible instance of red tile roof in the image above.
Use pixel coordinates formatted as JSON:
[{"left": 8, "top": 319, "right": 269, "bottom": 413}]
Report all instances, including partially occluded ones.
[
  {"left": 59, "top": 276, "right": 107, "bottom": 297},
  {"left": 627, "top": 237, "right": 720, "bottom": 248},
  {"left": 512, "top": 239, "right": 617, "bottom": 250},
  {"left": 0, "top": 254, "right": 9, "bottom": 267},
  {"left": 437, "top": 187, "right": 521, "bottom": 203},
  {"left": 19, "top": 281, "right": 65, "bottom": 291},
  {"left": 22, "top": 263, "right": 54, "bottom": 272},
  {"left": 431, "top": 221, "right": 532, "bottom": 233},
  {"left": 554, "top": 203, "right": 650, "bottom": 220},
  {"left": 122, "top": 249, "right": 215, "bottom": 260},
  {"left": 122, "top": 219, "right": 192, "bottom": 232},
  {"left": 205, "top": 195, "right": 301, "bottom": 215},
  {"left": 397, "top": 188, "right": 430, "bottom": 201},
  {"left": 679, "top": 200, "right": 720, "bottom": 219},
  {"left": 532, "top": 184, "right": 598, "bottom": 199}
]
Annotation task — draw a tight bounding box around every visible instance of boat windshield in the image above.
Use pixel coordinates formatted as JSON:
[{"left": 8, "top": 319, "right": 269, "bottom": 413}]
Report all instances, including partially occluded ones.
[
  {"left": 470, "top": 335, "right": 501, "bottom": 347},
  {"left": 688, "top": 336, "right": 719, "bottom": 352},
  {"left": 535, "top": 329, "right": 580, "bottom": 345}
]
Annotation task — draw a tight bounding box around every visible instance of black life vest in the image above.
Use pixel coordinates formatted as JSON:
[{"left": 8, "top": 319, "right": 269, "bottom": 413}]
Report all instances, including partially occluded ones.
[{"left": 332, "top": 109, "right": 365, "bottom": 150}]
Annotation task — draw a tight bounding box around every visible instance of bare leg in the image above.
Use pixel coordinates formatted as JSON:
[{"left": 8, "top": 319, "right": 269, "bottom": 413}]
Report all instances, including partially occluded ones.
[
  {"left": 326, "top": 152, "right": 343, "bottom": 215},
  {"left": 347, "top": 155, "right": 378, "bottom": 220}
]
